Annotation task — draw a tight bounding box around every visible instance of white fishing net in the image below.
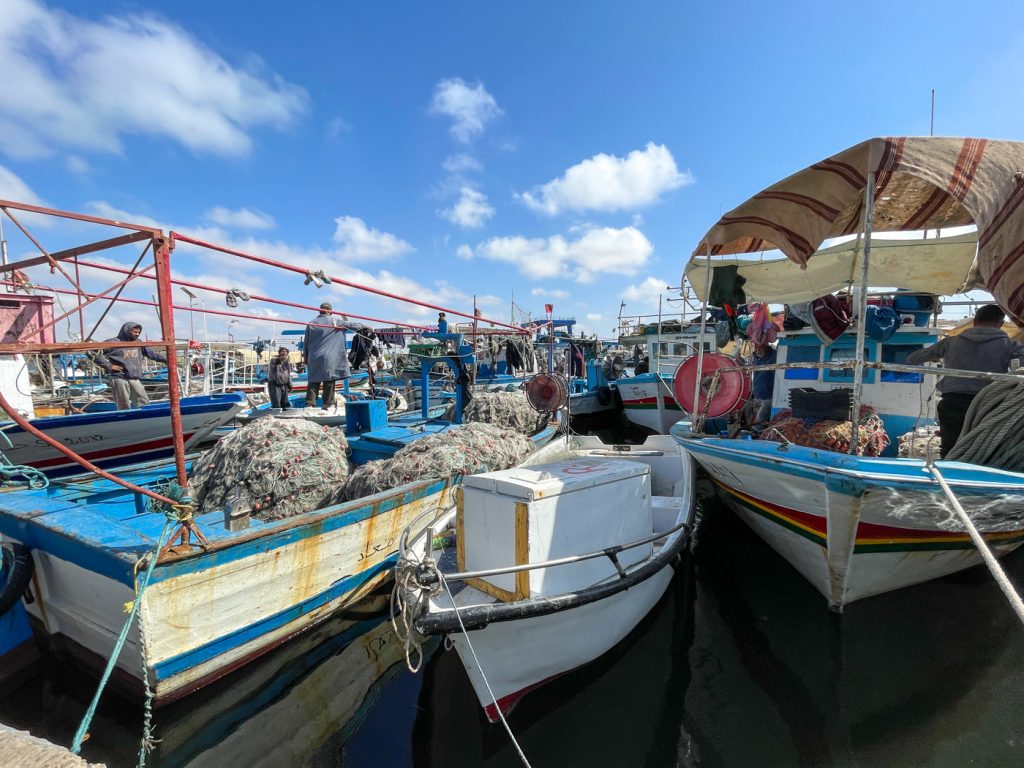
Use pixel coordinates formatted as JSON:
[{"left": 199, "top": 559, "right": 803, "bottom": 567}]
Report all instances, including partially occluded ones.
[
  {"left": 333, "top": 422, "right": 532, "bottom": 502},
  {"left": 463, "top": 390, "right": 549, "bottom": 436},
  {"left": 189, "top": 416, "right": 351, "bottom": 521}
]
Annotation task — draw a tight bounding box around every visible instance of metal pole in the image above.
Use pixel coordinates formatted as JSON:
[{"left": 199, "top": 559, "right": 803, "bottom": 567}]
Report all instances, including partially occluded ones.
[
  {"left": 692, "top": 243, "right": 713, "bottom": 425},
  {"left": 849, "top": 172, "right": 875, "bottom": 455},
  {"left": 153, "top": 238, "right": 188, "bottom": 488}
]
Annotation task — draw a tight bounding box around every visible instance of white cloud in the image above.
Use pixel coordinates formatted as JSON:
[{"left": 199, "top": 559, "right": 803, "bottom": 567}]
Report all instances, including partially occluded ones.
[
  {"left": 440, "top": 187, "right": 495, "bottom": 229},
  {"left": 326, "top": 116, "right": 352, "bottom": 140},
  {"left": 66, "top": 154, "right": 90, "bottom": 175},
  {"left": 456, "top": 244, "right": 474, "bottom": 260},
  {"left": 332, "top": 216, "right": 414, "bottom": 262},
  {"left": 531, "top": 287, "right": 570, "bottom": 299},
  {"left": 430, "top": 78, "right": 502, "bottom": 144},
  {"left": 0, "top": 0, "right": 308, "bottom": 160},
  {"left": 474, "top": 225, "right": 653, "bottom": 283},
  {"left": 586, "top": 313, "right": 604, "bottom": 322},
  {"left": 518, "top": 142, "right": 692, "bottom": 216},
  {"left": 0, "top": 163, "right": 45, "bottom": 206},
  {"left": 621, "top": 276, "right": 668, "bottom": 312},
  {"left": 202, "top": 206, "right": 275, "bottom": 230},
  {"left": 443, "top": 154, "right": 482, "bottom": 174}
]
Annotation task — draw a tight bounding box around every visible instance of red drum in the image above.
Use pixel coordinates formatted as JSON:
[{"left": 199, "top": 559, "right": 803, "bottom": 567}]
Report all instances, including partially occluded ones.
[
  {"left": 673, "top": 353, "right": 751, "bottom": 418},
  {"left": 526, "top": 373, "right": 568, "bottom": 412}
]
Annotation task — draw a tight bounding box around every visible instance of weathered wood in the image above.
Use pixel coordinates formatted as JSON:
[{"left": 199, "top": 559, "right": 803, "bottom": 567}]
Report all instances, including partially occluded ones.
[{"left": 0, "top": 724, "right": 105, "bottom": 768}]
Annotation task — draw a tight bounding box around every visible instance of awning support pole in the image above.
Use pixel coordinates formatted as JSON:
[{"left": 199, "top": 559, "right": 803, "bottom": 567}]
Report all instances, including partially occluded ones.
[
  {"left": 692, "top": 243, "right": 713, "bottom": 429},
  {"left": 849, "top": 172, "right": 875, "bottom": 454},
  {"left": 154, "top": 238, "right": 188, "bottom": 488}
]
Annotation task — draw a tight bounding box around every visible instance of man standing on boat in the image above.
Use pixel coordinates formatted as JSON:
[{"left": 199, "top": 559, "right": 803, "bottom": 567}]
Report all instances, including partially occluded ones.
[
  {"left": 303, "top": 302, "right": 363, "bottom": 410},
  {"left": 267, "top": 346, "right": 293, "bottom": 410},
  {"left": 94, "top": 322, "right": 168, "bottom": 410},
  {"left": 907, "top": 304, "right": 1024, "bottom": 458}
]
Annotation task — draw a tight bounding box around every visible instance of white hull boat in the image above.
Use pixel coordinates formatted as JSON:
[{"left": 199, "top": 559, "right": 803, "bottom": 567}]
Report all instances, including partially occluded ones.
[{"left": 396, "top": 435, "right": 694, "bottom": 721}]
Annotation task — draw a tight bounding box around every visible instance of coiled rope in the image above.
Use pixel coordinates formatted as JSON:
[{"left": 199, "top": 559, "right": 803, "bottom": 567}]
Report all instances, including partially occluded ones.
[{"left": 946, "top": 379, "right": 1024, "bottom": 471}]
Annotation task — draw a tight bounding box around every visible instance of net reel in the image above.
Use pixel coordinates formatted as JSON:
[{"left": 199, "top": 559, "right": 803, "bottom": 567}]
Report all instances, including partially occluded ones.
[
  {"left": 672, "top": 353, "right": 751, "bottom": 418},
  {"left": 526, "top": 372, "right": 568, "bottom": 412}
]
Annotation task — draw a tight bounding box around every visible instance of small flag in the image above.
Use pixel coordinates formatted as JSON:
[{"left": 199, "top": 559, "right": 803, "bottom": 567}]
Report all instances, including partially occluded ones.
[{"left": 545, "top": 304, "right": 553, "bottom": 314}]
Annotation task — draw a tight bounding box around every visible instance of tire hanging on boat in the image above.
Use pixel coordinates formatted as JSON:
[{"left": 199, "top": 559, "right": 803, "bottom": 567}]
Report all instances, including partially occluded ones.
[{"left": 0, "top": 541, "right": 34, "bottom": 616}]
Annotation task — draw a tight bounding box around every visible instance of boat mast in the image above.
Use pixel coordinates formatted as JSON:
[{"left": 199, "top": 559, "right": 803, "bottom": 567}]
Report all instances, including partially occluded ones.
[{"left": 849, "top": 173, "right": 875, "bottom": 454}]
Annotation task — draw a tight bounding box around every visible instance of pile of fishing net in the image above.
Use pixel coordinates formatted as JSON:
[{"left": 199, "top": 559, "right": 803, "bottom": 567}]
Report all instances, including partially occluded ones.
[
  {"left": 190, "top": 417, "right": 351, "bottom": 521},
  {"left": 463, "top": 390, "right": 549, "bottom": 436},
  {"left": 898, "top": 425, "right": 942, "bottom": 461},
  {"left": 334, "top": 422, "right": 532, "bottom": 502},
  {"left": 946, "top": 380, "right": 1024, "bottom": 472},
  {"left": 758, "top": 406, "right": 889, "bottom": 456}
]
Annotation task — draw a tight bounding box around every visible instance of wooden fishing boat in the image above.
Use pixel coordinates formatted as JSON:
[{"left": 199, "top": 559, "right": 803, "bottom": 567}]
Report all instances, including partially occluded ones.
[
  {"left": 674, "top": 136, "right": 1024, "bottom": 610},
  {"left": 396, "top": 434, "right": 694, "bottom": 721}
]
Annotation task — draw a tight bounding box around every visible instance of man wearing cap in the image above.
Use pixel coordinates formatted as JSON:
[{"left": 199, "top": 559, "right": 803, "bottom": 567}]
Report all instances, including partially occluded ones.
[
  {"left": 303, "top": 302, "right": 363, "bottom": 409},
  {"left": 94, "top": 322, "right": 168, "bottom": 410}
]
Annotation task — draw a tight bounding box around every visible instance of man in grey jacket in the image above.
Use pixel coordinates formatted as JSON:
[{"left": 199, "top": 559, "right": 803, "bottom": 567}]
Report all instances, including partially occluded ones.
[
  {"left": 303, "top": 302, "right": 363, "bottom": 409},
  {"left": 94, "top": 322, "right": 168, "bottom": 410},
  {"left": 907, "top": 304, "right": 1024, "bottom": 457}
]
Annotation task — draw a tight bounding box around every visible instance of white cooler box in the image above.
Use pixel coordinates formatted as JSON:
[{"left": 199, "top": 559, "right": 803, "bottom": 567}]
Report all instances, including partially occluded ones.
[{"left": 457, "top": 457, "right": 652, "bottom": 601}]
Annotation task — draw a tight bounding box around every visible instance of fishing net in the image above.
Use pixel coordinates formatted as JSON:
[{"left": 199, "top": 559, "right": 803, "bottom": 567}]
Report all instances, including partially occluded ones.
[
  {"left": 333, "top": 422, "right": 532, "bottom": 502},
  {"left": 463, "top": 390, "right": 549, "bottom": 436},
  {"left": 189, "top": 417, "right": 351, "bottom": 521},
  {"left": 758, "top": 406, "right": 889, "bottom": 456},
  {"left": 898, "top": 425, "right": 942, "bottom": 461}
]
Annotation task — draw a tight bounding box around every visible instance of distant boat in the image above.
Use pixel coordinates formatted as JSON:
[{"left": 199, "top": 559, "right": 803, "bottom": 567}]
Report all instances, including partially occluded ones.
[
  {"left": 397, "top": 434, "right": 694, "bottom": 721},
  {"left": 1, "top": 393, "right": 247, "bottom": 478}
]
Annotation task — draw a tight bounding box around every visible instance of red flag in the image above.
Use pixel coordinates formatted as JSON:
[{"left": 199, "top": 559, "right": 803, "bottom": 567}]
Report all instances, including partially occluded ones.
[{"left": 545, "top": 304, "right": 553, "bottom": 314}]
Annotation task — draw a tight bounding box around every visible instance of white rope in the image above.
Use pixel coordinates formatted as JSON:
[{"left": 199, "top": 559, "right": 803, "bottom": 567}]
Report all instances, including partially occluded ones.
[
  {"left": 927, "top": 464, "right": 1024, "bottom": 626},
  {"left": 439, "top": 572, "right": 533, "bottom": 768}
]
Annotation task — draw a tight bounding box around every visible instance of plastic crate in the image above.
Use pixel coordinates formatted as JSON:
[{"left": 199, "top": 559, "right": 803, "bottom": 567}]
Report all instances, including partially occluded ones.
[{"left": 789, "top": 387, "right": 852, "bottom": 421}]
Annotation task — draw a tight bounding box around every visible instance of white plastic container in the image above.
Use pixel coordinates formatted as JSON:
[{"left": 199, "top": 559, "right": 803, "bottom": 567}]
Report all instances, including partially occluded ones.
[{"left": 458, "top": 458, "right": 652, "bottom": 601}]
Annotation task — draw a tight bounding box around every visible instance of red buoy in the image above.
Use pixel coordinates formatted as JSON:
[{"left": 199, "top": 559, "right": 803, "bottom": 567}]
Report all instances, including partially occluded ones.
[{"left": 672, "top": 353, "right": 751, "bottom": 418}]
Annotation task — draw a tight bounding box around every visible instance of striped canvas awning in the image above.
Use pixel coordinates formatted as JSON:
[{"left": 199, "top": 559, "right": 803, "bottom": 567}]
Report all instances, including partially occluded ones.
[
  {"left": 686, "top": 233, "right": 978, "bottom": 305},
  {"left": 693, "top": 137, "right": 1024, "bottom": 323}
]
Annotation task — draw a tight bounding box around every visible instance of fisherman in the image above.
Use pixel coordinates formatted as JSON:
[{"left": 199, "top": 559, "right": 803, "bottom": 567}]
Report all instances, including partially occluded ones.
[
  {"left": 907, "top": 304, "right": 1024, "bottom": 457},
  {"left": 569, "top": 340, "right": 585, "bottom": 378},
  {"left": 751, "top": 341, "right": 777, "bottom": 423},
  {"left": 303, "top": 302, "right": 363, "bottom": 409},
  {"left": 94, "top": 322, "right": 168, "bottom": 410},
  {"left": 349, "top": 326, "right": 380, "bottom": 371},
  {"left": 437, "top": 312, "right": 448, "bottom": 334},
  {"left": 267, "top": 346, "right": 293, "bottom": 410}
]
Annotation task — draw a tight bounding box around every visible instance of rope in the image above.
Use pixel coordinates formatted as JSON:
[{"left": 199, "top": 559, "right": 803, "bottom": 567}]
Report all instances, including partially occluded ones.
[
  {"left": 71, "top": 515, "right": 175, "bottom": 761},
  {"left": 439, "top": 571, "right": 533, "bottom": 768},
  {"left": 927, "top": 464, "right": 1024, "bottom": 627},
  {"left": 946, "top": 379, "right": 1024, "bottom": 471}
]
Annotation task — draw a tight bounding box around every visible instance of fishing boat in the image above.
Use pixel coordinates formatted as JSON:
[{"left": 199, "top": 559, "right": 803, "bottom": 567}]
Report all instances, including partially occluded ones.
[
  {"left": 395, "top": 434, "right": 694, "bottom": 721},
  {"left": 672, "top": 136, "right": 1024, "bottom": 610},
  {"left": 0, "top": 198, "right": 559, "bottom": 708}
]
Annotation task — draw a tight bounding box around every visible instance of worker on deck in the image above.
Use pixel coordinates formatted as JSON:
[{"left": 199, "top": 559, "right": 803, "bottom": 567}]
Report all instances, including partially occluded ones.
[
  {"left": 94, "top": 322, "right": 168, "bottom": 410},
  {"left": 751, "top": 341, "right": 777, "bottom": 423},
  {"left": 907, "top": 304, "right": 1024, "bottom": 458},
  {"left": 303, "top": 302, "right": 363, "bottom": 410},
  {"left": 267, "top": 346, "right": 293, "bottom": 410}
]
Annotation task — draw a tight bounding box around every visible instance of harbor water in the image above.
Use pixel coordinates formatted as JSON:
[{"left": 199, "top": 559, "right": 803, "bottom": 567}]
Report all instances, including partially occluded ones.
[{"left": 1, "top": 499, "right": 1021, "bottom": 768}]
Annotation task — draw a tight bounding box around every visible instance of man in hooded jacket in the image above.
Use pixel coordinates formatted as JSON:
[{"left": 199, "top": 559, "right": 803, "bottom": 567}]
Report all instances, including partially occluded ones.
[
  {"left": 94, "top": 322, "right": 168, "bottom": 410},
  {"left": 303, "top": 302, "right": 364, "bottom": 409},
  {"left": 907, "top": 304, "right": 1024, "bottom": 457}
]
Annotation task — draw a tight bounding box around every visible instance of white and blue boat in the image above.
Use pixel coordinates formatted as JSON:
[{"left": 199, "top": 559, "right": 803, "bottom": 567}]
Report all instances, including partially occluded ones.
[{"left": 673, "top": 136, "right": 1024, "bottom": 610}]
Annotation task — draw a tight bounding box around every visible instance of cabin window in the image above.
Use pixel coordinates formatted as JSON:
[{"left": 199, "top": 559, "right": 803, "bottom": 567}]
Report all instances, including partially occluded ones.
[
  {"left": 784, "top": 345, "right": 820, "bottom": 380},
  {"left": 673, "top": 343, "right": 691, "bottom": 356},
  {"left": 824, "top": 345, "right": 876, "bottom": 384},
  {"left": 881, "top": 344, "right": 924, "bottom": 383}
]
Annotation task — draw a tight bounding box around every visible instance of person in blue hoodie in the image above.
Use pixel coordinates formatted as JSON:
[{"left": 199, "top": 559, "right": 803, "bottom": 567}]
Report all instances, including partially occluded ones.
[
  {"left": 94, "top": 322, "right": 168, "bottom": 410},
  {"left": 907, "top": 304, "right": 1024, "bottom": 457},
  {"left": 751, "top": 342, "right": 777, "bottom": 423}
]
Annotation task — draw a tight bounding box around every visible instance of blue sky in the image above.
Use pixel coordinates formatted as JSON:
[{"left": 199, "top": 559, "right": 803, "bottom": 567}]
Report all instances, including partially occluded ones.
[{"left": 1, "top": 0, "right": 1021, "bottom": 342}]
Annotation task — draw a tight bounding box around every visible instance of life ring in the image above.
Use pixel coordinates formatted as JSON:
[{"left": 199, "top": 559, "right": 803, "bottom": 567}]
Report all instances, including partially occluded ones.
[
  {"left": 0, "top": 541, "right": 34, "bottom": 615},
  {"left": 672, "top": 353, "right": 751, "bottom": 418}
]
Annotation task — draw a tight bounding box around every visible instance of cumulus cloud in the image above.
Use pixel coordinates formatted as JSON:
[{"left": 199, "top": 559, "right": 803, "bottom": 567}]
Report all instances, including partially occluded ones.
[
  {"left": 531, "top": 287, "right": 570, "bottom": 299},
  {"left": 621, "top": 276, "right": 669, "bottom": 312},
  {"left": 203, "top": 206, "right": 276, "bottom": 230},
  {"left": 440, "top": 187, "right": 495, "bottom": 229},
  {"left": 473, "top": 225, "right": 653, "bottom": 283},
  {"left": 0, "top": 0, "right": 308, "bottom": 160},
  {"left": 430, "top": 78, "right": 502, "bottom": 144},
  {"left": 443, "top": 154, "right": 483, "bottom": 174},
  {"left": 0, "top": 163, "right": 45, "bottom": 206},
  {"left": 586, "top": 313, "right": 603, "bottom": 322},
  {"left": 456, "top": 244, "right": 474, "bottom": 259},
  {"left": 518, "top": 142, "right": 692, "bottom": 216},
  {"left": 332, "top": 216, "right": 415, "bottom": 262}
]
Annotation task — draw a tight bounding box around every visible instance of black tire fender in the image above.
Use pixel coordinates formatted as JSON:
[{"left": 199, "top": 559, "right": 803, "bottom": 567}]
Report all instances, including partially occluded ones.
[{"left": 0, "top": 541, "right": 34, "bottom": 616}]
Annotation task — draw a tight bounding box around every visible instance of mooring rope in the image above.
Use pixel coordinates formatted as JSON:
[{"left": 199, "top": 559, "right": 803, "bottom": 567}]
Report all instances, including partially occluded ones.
[
  {"left": 927, "top": 464, "right": 1024, "bottom": 627},
  {"left": 946, "top": 379, "right": 1024, "bottom": 471},
  {"left": 71, "top": 514, "right": 175, "bottom": 763}
]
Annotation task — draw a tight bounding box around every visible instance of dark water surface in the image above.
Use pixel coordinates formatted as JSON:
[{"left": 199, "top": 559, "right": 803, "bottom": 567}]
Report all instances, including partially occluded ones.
[{"left": 2, "top": 502, "right": 1022, "bottom": 768}]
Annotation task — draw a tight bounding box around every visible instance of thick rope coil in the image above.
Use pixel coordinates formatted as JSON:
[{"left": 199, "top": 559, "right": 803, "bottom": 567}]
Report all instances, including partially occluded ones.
[{"left": 946, "top": 379, "right": 1024, "bottom": 471}]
